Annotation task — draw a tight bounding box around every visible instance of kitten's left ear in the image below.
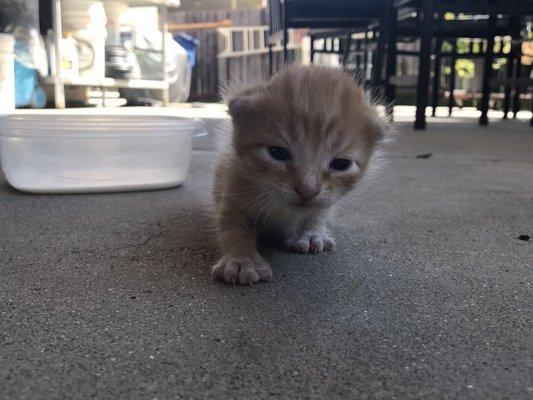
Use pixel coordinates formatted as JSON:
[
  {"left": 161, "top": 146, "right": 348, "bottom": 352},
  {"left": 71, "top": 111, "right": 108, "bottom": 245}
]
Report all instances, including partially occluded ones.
[{"left": 370, "top": 114, "right": 393, "bottom": 145}]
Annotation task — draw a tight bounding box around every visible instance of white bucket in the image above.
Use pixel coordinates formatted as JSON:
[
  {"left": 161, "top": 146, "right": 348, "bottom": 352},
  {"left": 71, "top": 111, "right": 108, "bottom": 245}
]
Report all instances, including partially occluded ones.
[
  {"left": 72, "top": 27, "right": 106, "bottom": 78},
  {"left": 62, "top": 0, "right": 107, "bottom": 31},
  {"left": 104, "top": 0, "right": 128, "bottom": 45},
  {"left": 46, "top": 34, "right": 80, "bottom": 79},
  {"left": 61, "top": 0, "right": 107, "bottom": 79},
  {"left": 0, "top": 34, "right": 15, "bottom": 114},
  {"left": 61, "top": 0, "right": 107, "bottom": 78}
]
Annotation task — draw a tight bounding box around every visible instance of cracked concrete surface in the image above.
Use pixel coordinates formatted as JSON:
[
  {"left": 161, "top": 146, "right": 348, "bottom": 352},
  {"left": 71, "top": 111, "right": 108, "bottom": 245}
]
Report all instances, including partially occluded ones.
[{"left": 1, "top": 119, "right": 532, "bottom": 399}]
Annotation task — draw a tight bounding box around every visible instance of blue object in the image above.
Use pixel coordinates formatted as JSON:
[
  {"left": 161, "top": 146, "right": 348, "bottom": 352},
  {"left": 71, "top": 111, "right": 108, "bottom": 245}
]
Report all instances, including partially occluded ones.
[
  {"left": 30, "top": 86, "right": 46, "bottom": 108},
  {"left": 14, "top": 60, "right": 46, "bottom": 108},
  {"left": 174, "top": 33, "right": 199, "bottom": 67}
]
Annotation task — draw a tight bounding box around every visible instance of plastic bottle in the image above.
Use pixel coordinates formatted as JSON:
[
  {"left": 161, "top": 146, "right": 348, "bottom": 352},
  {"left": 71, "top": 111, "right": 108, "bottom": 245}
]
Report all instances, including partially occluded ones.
[{"left": 0, "top": 33, "right": 15, "bottom": 113}]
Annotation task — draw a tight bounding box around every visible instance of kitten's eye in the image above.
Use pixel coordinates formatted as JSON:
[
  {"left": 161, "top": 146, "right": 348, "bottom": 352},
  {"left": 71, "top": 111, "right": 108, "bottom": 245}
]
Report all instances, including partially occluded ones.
[
  {"left": 268, "top": 146, "right": 291, "bottom": 161},
  {"left": 330, "top": 158, "right": 352, "bottom": 171}
]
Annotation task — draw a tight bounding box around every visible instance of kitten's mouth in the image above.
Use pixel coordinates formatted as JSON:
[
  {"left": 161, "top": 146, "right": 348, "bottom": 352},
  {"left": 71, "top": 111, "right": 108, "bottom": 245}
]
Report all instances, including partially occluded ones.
[{"left": 292, "top": 200, "right": 324, "bottom": 209}]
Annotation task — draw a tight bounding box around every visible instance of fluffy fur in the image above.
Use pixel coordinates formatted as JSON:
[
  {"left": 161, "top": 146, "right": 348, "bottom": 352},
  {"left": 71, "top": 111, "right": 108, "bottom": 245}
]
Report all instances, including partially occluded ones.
[{"left": 212, "top": 65, "right": 385, "bottom": 285}]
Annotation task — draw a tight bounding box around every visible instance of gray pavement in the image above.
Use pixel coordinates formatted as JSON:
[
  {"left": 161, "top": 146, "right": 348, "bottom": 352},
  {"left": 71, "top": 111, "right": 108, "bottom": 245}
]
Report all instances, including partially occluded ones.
[{"left": 1, "top": 118, "right": 532, "bottom": 399}]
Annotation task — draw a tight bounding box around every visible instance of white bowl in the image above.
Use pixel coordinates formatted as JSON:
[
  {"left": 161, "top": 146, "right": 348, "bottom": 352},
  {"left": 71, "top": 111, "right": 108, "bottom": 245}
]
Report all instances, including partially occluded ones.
[{"left": 0, "top": 114, "right": 204, "bottom": 193}]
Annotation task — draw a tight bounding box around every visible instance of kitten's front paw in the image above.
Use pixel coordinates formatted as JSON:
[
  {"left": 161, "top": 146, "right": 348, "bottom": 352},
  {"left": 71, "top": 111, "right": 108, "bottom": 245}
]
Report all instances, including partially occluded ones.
[
  {"left": 211, "top": 255, "right": 273, "bottom": 285},
  {"left": 285, "top": 231, "right": 335, "bottom": 254}
]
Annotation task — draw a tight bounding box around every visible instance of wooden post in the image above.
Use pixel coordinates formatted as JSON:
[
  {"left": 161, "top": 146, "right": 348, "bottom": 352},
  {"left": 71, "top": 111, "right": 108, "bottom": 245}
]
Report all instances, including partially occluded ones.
[
  {"left": 160, "top": 5, "right": 170, "bottom": 106},
  {"left": 52, "top": 0, "right": 65, "bottom": 109}
]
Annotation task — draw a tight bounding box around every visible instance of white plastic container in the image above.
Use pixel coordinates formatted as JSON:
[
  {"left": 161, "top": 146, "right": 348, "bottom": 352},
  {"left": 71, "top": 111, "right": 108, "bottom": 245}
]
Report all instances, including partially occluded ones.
[
  {"left": 0, "top": 113, "right": 204, "bottom": 193},
  {"left": 0, "top": 34, "right": 15, "bottom": 114}
]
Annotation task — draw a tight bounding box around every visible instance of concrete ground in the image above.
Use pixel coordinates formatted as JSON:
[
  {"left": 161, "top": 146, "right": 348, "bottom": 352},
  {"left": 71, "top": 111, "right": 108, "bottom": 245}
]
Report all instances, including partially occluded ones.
[{"left": 1, "top": 114, "right": 532, "bottom": 399}]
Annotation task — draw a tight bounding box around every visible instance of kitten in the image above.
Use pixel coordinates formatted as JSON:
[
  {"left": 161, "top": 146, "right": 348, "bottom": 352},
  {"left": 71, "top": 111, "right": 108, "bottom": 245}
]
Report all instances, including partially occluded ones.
[{"left": 212, "top": 65, "right": 385, "bottom": 285}]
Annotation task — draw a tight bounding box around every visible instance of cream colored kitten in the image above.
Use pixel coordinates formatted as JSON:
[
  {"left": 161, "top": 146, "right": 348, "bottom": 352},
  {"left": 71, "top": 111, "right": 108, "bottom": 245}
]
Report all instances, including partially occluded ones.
[{"left": 212, "top": 65, "right": 385, "bottom": 285}]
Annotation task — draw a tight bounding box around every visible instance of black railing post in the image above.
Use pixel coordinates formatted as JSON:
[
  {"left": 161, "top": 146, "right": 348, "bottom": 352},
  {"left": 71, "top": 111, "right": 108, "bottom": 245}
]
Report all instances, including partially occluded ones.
[
  {"left": 502, "top": 54, "right": 514, "bottom": 119},
  {"left": 432, "top": 37, "right": 443, "bottom": 117},
  {"left": 268, "top": 43, "right": 274, "bottom": 77},
  {"left": 373, "top": 3, "right": 389, "bottom": 91},
  {"left": 530, "top": 94, "right": 532, "bottom": 127},
  {"left": 512, "top": 43, "right": 523, "bottom": 118},
  {"left": 504, "top": 15, "right": 520, "bottom": 120},
  {"left": 479, "top": 14, "right": 496, "bottom": 126},
  {"left": 283, "top": 27, "right": 288, "bottom": 64},
  {"left": 385, "top": 1, "right": 398, "bottom": 118},
  {"left": 310, "top": 34, "right": 315, "bottom": 64},
  {"left": 281, "top": 0, "right": 288, "bottom": 64},
  {"left": 355, "top": 39, "right": 361, "bottom": 72},
  {"left": 414, "top": 0, "right": 434, "bottom": 130},
  {"left": 341, "top": 33, "right": 353, "bottom": 66},
  {"left": 363, "top": 30, "right": 369, "bottom": 81},
  {"left": 448, "top": 39, "right": 456, "bottom": 116}
]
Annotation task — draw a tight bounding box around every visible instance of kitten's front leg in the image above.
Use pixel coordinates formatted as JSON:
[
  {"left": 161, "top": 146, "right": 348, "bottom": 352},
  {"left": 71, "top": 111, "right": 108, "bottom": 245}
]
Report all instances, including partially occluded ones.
[
  {"left": 212, "top": 221, "right": 273, "bottom": 285},
  {"left": 284, "top": 216, "right": 335, "bottom": 254}
]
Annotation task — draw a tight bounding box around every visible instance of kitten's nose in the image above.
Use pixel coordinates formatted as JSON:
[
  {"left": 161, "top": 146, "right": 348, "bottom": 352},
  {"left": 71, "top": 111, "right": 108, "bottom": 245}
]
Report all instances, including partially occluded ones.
[{"left": 294, "top": 184, "right": 319, "bottom": 201}]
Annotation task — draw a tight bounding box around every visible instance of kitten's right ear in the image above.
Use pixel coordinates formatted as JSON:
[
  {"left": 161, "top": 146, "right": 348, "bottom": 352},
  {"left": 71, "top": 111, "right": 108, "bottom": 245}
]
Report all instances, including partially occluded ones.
[
  {"left": 225, "top": 83, "right": 267, "bottom": 122},
  {"left": 227, "top": 97, "right": 251, "bottom": 120}
]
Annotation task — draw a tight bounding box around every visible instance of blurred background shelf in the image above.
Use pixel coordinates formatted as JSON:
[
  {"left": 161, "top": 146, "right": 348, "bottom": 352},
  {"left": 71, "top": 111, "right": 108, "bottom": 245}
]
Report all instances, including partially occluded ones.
[
  {"left": 49, "top": 0, "right": 181, "bottom": 108},
  {"left": 43, "top": 76, "right": 169, "bottom": 89},
  {"left": 122, "top": 0, "right": 181, "bottom": 6}
]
